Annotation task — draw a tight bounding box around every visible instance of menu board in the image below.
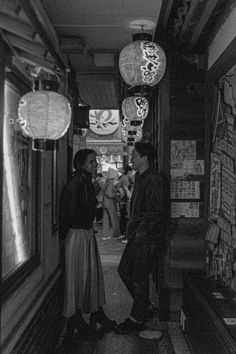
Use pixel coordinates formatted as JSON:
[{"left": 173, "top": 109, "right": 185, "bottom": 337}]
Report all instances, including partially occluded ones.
[
  {"left": 171, "top": 180, "right": 200, "bottom": 199},
  {"left": 171, "top": 140, "right": 202, "bottom": 218}
]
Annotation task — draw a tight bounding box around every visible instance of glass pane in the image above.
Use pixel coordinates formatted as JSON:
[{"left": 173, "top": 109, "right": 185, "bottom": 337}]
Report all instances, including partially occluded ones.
[{"left": 2, "top": 81, "right": 35, "bottom": 279}]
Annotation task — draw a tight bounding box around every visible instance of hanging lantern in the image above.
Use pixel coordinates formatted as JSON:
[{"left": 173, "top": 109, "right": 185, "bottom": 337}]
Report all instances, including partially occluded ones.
[
  {"left": 119, "top": 33, "right": 166, "bottom": 88},
  {"left": 73, "top": 98, "right": 90, "bottom": 129},
  {"left": 122, "top": 96, "right": 149, "bottom": 120},
  {"left": 17, "top": 91, "right": 71, "bottom": 151},
  {"left": 122, "top": 117, "right": 143, "bottom": 132}
]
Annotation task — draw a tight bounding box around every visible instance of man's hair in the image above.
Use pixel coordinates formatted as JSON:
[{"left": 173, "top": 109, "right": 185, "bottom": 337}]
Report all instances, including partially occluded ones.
[
  {"left": 124, "top": 164, "right": 132, "bottom": 174},
  {"left": 134, "top": 142, "right": 156, "bottom": 165},
  {"left": 73, "top": 149, "right": 96, "bottom": 169}
]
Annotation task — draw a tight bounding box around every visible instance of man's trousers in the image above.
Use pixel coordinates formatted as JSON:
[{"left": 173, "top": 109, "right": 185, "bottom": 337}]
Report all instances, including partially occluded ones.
[{"left": 118, "top": 237, "right": 158, "bottom": 322}]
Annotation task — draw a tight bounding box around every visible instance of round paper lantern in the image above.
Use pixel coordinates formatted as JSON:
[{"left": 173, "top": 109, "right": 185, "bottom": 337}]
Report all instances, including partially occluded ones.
[
  {"left": 121, "top": 126, "right": 140, "bottom": 144},
  {"left": 119, "top": 40, "right": 166, "bottom": 87},
  {"left": 122, "top": 96, "right": 149, "bottom": 120},
  {"left": 17, "top": 91, "right": 71, "bottom": 141}
]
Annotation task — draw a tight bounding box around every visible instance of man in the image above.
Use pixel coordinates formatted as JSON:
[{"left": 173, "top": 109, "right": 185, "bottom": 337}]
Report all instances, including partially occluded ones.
[{"left": 117, "top": 142, "right": 167, "bottom": 334}]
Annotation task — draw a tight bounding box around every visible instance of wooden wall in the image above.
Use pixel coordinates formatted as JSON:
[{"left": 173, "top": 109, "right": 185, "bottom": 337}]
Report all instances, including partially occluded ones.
[{"left": 164, "top": 52, "right": 206, "bottom": 320}]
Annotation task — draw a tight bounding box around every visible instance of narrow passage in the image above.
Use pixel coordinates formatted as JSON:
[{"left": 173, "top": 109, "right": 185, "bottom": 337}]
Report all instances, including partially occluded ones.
[{"left": 56, "top": 222, "right": 175, "bottom": 353}]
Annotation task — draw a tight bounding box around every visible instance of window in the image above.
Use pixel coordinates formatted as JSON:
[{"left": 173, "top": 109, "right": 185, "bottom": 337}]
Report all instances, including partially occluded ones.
[{"left": 2, "top": 79, "right": 40, "bottom": 299}]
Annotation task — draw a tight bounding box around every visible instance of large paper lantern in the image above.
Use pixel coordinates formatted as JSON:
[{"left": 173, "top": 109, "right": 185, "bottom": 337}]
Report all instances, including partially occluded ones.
[
  {"left": 17, "top": 91, "right": 71, "bottom": 149},
  {"left": 119, "top": 39, "right": 166, "bottom": 87},
  {"left": 122, "top": 96, "right": 149, "bottom": 120}
]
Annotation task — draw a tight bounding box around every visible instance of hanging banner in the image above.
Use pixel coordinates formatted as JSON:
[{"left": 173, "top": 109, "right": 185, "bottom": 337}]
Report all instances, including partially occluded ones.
[{"left": 89, "top": 109, "right": 119, "bottom": 135}]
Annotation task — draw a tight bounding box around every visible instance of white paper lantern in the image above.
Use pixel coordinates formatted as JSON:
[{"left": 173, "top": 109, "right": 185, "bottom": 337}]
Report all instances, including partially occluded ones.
[
  {"left": 122, "top": 96, "right": 149, "bottom": 120},
  {"left": 119, "top": 40, "right": 166, "bottom": 87},
  {"left": 17, "top": 91, "right": 71, "bottom": 140}
]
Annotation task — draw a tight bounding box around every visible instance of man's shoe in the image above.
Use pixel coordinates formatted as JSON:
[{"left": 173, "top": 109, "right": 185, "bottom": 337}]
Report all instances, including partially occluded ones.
[
  {"left": 67, "top": 315, "right": 95, "bottom": 336},
  {"left": 116, "top": 318, "right": 144, "bottom": 334},
  {"left": 102, "top": 236, "right": 112, "bottom": 240},
  {"left": 90, "top": 307, "right": 117, "bottom": 332}
]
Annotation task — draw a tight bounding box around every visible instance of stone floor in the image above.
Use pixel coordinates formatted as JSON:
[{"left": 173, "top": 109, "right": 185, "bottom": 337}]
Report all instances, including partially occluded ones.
[{"left": 56, "top": 223, "right": 191, "bottom": 353}]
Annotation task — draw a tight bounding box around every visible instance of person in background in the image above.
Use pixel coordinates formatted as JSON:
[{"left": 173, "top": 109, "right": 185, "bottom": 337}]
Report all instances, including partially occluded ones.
[
  {"left": 117, "top": 142, "right": 167, "bottom": 334},
  {"left": 102, "top": 168, "right": 121, "bottom": 240},
  {"left": 94, "top": 172, "right": 104, "bottom": 224},
  {"left": 116, "top": 165, "right": 133, "bottom": 241},
  {"left": 59, "top": 149, "right": 116, "bottom": 335}
]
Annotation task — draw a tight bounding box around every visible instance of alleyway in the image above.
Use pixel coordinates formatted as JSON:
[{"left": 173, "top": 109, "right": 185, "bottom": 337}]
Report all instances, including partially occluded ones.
[{"left": 56, "top": 223, "right": 190, "bottom": 353}]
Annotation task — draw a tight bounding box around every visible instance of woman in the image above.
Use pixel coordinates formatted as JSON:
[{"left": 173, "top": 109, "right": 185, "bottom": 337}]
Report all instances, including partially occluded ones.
[
  {"left": 59, "top": 149, "right": 116, "bottom": 335},
  {"left": 102, "top": 168, "right": 121, "bottom": 240}
]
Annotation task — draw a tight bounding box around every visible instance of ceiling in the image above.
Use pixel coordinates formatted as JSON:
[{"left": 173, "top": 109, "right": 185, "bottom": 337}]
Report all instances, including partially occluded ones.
[
  {"left": 0, "top": 0, "right": 231, "bottom": 109},
  {"left": 40, "top": 0, "right": 163, "bottom": 109}
]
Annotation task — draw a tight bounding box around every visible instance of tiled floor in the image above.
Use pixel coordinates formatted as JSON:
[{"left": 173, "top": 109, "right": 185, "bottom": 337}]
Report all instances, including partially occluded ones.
[{"left": 56, "top": 223, "right": 191, "bottom": 353}]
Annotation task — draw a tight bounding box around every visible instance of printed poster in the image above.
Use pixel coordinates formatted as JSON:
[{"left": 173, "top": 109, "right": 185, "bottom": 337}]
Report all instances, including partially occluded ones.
[
  {"left": 171, "top": 202, "right": 199, "bottom": 218},
  {"left": 171, "top": 140, "right": 197, "bottom": 162},
  {"left": 171, "top": 160, "right": 204, "bottom": 177},
  {"left": 171, "top": 180, "right": 200, "bottom": 199}
]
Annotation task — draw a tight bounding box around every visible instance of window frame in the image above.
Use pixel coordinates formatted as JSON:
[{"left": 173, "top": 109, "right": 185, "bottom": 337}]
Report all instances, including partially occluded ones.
[
  {"left": 52, "top": 141, "right": 59, "bottom": 233},
  {"left": 1, "top": 72, "right": 41, "bottom": 302}
]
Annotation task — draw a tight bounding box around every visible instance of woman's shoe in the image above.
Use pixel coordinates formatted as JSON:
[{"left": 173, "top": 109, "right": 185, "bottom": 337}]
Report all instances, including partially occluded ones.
[
  {"left": 102, "top": 236, "right": 112, "bottom": 240},
  {"left": 90, "top": 307, "right": 117, "bottom": 332},
  {"left": 67, "top": 314, "right": 95, "bottom": 336},
  {"left": 116, "top": 318, "right": 145, "bottom": 334},
  {"left": 121, "top": 239, "right": 128, "bottom": 244}
]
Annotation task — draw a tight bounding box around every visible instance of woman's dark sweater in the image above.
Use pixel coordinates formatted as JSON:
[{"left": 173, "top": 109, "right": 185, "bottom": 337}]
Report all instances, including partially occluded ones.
[{"left": 59, "top": 169, "right": 97, "bottom": 239}]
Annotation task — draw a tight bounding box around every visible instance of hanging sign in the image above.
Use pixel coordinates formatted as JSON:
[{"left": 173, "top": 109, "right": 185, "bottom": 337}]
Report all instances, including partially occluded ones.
[{"left": 89, "top": 109, "right": 119, "bottom": 135}]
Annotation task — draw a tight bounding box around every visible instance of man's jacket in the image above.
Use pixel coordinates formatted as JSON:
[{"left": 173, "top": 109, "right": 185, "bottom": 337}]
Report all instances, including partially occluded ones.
[{"left": 126, "top": 167, "right": 167, "bottom": 250}]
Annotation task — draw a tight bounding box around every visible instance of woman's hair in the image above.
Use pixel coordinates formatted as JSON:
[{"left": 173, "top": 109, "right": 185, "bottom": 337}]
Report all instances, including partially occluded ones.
[
  {"left": 73, "top": 149, "right": 96, "bottom": 169},
  {"left": 134, "top": 142, "right": 156, "bottom": 165}
]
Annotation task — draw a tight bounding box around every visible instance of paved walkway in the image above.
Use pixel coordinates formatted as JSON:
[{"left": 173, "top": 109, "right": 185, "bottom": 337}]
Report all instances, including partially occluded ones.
[{"left": 56, "top": 223, "right": 190, "bottom": 353}]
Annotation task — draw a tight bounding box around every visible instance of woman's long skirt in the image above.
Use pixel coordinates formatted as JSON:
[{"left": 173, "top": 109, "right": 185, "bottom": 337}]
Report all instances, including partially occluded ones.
[{"left": 63, "top": 228, "right": 106, "bottom": 317}]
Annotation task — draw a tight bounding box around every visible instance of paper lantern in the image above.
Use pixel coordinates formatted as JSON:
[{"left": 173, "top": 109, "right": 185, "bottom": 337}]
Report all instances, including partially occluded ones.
[
  {"left": 122, "top": 117, "right": 143, "bottom": 132},
  {"left": 122, "top": 96, "right": 149, "bottom": 120},
  {"left": 119, "top": 40, "right": 166, "bottom": 87},
  {"left": 17, "top": 91, "right": 71, "bottom": 147}
]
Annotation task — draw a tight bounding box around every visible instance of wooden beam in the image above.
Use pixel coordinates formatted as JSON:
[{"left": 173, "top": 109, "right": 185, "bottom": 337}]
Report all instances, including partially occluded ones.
[
  {"left": 0, "top": 12, "right": 39, "bottom": 42},
  {"left": 15, "top": 49, "right": 57, "bottom": 74},
  {"left": 77, "top": 73, "right": 119, "bottom": 82},
  {"left": 208, "top": 36, "right": 236, "bottom": 82},
  {"left": 179, "top": 0, "right": 200, "bottom": 39},
  {"left": 19, "top": 0, "right": 67, "bottom": 71},
  {"left": 157, "top": 0, "right": 175, "bottom": 28},
  {"left": 3, "top": 32, "right": 50, "bottom": 59},
  {"left": 11, "top": 56, "right": 33, "bottom": 82},
  {"left": 190, "top": 0, "right": 219, "bottom": 49},
  {"left": 0, "top": 0, "right": 21, "bottom": 15}
]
